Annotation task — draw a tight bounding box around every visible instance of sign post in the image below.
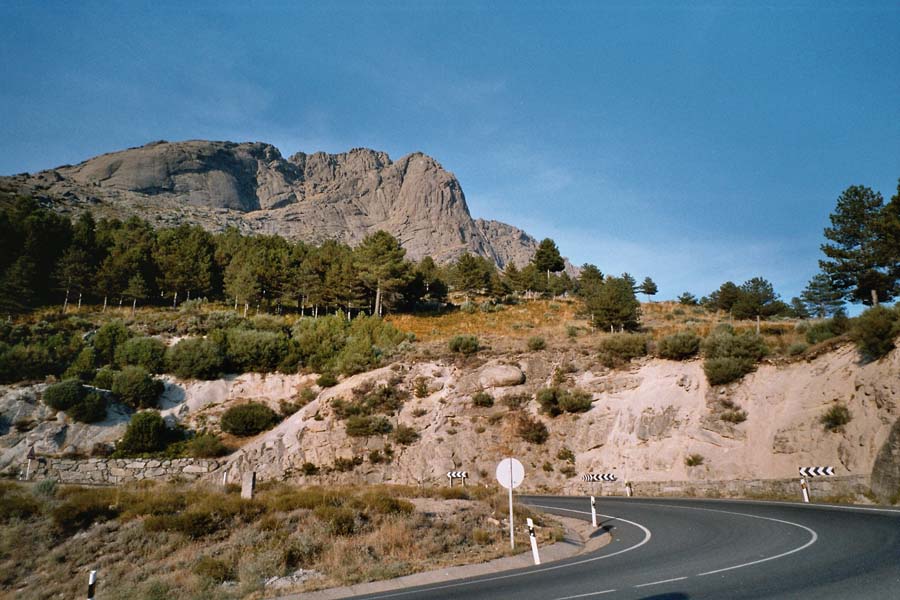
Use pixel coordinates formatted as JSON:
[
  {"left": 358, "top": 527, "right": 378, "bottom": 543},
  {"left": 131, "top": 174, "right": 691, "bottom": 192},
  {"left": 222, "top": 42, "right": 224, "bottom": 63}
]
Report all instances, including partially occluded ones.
[
  {"left": 25, "top": 445, "right": 36, "bottom": 481},
  {"left": 798, "top": 466, "right": 835, "bottom": 503},
  {"left": 582, "top": 473, "right": 615, "bottom": 527},
  {"left": 446, "top": 471, "right": 468, "bottom": 487},
  {"left": 496, "top": 458, "right": 525, "bottom": 550}
]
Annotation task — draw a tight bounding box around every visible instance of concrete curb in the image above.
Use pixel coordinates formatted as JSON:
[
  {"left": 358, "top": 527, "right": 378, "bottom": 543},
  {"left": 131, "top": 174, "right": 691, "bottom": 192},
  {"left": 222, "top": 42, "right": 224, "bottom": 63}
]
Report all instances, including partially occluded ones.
[{"left": 274, "top": 515, "right": 609, "bottom": 600}]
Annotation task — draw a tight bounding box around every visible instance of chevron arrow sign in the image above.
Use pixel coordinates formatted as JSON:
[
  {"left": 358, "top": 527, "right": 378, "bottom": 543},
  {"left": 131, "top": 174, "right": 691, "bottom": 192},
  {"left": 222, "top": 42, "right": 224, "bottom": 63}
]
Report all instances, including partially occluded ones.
[
  {"left": 447, "top": 471, "right": 468, "bottom": 479},
  {"left": 799, "top": 466, "right": 834, "bottom": 477},
  {"left": 582, "top": 473, "right": 617, "bottom": 482}
]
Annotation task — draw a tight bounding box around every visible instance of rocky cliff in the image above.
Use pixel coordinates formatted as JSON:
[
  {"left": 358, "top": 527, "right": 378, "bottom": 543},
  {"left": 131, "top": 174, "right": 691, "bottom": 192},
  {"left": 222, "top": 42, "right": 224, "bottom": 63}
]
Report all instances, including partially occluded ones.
[
  {"left": 0, "top": 140, "right": 552, "bottom": 267},
  {"left": 7, "top": 342, "right": 897, "bottom": 500}
]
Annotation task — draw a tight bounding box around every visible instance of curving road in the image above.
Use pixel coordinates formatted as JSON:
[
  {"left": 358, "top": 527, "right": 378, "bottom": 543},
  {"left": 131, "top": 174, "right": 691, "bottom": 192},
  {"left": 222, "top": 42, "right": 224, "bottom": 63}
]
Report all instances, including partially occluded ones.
[{"left": 345, "top": 496, "right": 900, "bottom": 600}]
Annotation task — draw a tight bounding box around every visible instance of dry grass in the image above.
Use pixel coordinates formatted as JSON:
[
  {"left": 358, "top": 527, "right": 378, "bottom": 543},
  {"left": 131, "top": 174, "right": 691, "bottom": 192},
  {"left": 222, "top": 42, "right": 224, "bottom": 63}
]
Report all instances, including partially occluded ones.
[{"left": 0, "top": 480, "right": 554, "bottom": 599}]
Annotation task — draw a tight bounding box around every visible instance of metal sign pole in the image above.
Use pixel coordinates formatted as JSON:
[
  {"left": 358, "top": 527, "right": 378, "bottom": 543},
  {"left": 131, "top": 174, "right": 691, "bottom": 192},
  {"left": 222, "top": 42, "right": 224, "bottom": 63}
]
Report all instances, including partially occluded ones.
[{"left": 509, "top": 458, "right": 515, "bottom": 550}]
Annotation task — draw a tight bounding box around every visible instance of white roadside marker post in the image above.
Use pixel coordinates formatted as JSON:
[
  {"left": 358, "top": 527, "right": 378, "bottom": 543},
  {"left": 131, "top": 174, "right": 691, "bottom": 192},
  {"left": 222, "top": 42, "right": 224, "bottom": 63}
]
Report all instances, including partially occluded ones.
[
  {"left": 527, "top": 517, "right": 541, "bottom": 565},
  {"left": 590, "top": 495, "right": 598, "bottom": 528},
  {"left": 222, "top": 471, "right": 228, "bottom": 487},
  {"left": 800, "top": 477, "right": 810, "bottom": 503},
  {"left": 87, "top": 570, "right": 97, "bottom": 600},
  {"left": 625, "top": 481, "right": 633, "bottom": 497}
]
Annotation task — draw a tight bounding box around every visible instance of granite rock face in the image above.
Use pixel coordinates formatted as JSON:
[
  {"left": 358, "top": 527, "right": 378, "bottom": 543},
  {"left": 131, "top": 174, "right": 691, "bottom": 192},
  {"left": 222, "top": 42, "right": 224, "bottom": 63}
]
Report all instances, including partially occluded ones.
[{"left": 1, "top": 140, "right": 557, "bottom": 267}]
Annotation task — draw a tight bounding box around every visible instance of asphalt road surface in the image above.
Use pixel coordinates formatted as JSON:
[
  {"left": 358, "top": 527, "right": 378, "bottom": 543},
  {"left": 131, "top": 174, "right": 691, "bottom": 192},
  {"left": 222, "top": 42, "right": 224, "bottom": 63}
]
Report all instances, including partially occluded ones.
[{"left": 344, "top": 496, "right": 900, "bottom": 600}]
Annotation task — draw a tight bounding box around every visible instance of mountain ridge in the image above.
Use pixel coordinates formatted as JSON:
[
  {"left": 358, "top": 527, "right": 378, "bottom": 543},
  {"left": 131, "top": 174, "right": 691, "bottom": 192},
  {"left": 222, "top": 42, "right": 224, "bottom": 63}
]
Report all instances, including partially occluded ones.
[{"left": 0, "top": 139, "right": 561, "bottom": 270}]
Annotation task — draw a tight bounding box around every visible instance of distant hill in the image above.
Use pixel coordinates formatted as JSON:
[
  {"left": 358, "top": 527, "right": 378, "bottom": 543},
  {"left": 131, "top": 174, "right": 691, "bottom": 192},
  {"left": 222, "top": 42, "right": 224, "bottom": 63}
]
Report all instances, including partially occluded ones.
[{"left": 0, "top": 140, "right": 568, "bottom": 269}]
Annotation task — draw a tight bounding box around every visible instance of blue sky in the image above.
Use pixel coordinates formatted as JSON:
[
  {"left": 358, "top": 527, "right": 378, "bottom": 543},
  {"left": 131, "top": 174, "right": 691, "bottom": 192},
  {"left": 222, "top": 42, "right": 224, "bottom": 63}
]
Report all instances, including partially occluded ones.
[{"left": 2, "top": 1, "right": 899, "bottom": 302}]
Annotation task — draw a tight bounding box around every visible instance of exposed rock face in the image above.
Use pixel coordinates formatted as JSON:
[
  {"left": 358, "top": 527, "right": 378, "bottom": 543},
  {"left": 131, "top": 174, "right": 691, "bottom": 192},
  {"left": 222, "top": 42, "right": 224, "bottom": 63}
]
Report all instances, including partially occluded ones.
[
  {"left": 0, "top": 140, "right": 554, "bottom": 266},
  {"left": 871, "top": 417, "right": 900, "bottom": 502}
]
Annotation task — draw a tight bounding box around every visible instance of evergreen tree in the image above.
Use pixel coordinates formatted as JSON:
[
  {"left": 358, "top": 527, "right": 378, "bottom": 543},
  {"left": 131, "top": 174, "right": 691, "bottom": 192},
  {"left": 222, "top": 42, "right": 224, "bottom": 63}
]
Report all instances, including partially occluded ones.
[
  {"left": 731, "top": 277, "right": 782, "bottom": 320},
  {"left": 639, "top": 277, "right": 658, "bottom": 301},
  {"left": 576, "top": 264, "right": 604, "bottom": 297},
  {"left": 353, "top": 231, "right": 409, "bottom": 316},
  {"left": 801, "top": 273, "right": 844, "bottom": 318},
  {"left": 621, "top": 272, "right": 638, "bottom": 293},
  {"left": 820, "top": 184, "right": 895, "bottom": 305},
  {"left": 708, "top": 281, "right": 741, "bottom": 312},
  {"left": 154, "top": 224, "right": 215, "bottom": 303},
  {"left": 532, "top": 238, "right": 565, "bottom": 285},
  {"left": 789, "top": 297, "right": 811, "bottom": 319},
  {"left": 452, "top": 253, "right": 492, "bottom": 300},
  {"left": 583, "top": 276, "right": 641, "bottom": 331},
  {"left": 678, "top": 292, "right": 698, "bottom": 306}
]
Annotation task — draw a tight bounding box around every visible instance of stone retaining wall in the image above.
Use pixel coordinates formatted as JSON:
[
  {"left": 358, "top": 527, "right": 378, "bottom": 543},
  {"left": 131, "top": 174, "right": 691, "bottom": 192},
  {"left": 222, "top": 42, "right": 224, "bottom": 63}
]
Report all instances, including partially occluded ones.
[
  {"left": 28, "top": 458, "right": 221, "bottom": 485},
  {"left": 569, "top": 475, "right": 870, "bottom": 501}
]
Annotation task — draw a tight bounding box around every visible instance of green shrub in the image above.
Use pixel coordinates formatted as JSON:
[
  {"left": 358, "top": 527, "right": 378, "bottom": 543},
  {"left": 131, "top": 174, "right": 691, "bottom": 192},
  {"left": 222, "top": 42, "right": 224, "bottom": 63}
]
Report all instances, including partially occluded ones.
[
  {"left": 527, "top": 336, "right": 547, "bottom": 351},
  {"left": 193, "top": 556, "right": 235, "bottom": 583},
  {"left": 821, "top": 404, "right": 851, "bottom": 432},
  {"left": 658, "top": 331, "right": 701, "bottom": 360},
  {"left": 184, "top": 432, "right": 230, "bottom": 458},
  {"left": 112, "top": 366, "right": 164, "bottom": 409},
  {"left": 556, "top": 447, "right": 575, "bottom": 463},
  {"left": 851, "top": 305, "right": 899, "bottom": 362},
  {"left": 787, "top": 342, "right": 808, "bottom": 356},
  {"left": 93, "top": 321, "right": 132, "bottom": 365},
  {"left": 472, "top": 391, "right": 494, "bottom": 408},
  {"left": 317, "top": 372, "right": 337, "bottom": 387},
  {"left": 391, "top": 424, "right": 419, "bottom": 445},
  {"left": 332, "top": 456, "right": 363, "bottom": 472},
  {"left": 144, "top": 511, "right": 222, "bottom": 538},
  {"left": 63, "top": 346, "right": 97, "bottom": 381},
  {"left": 448, "top": 335, "right": 480, "bottom": 355},
  {"left": 517, "top": 415, "right": 549, "bottom": 444},
  {"left": 701, "top": 331, "right": 768, "bottom": 385},
  {"left": 225, "top": 328, "right": 289, "bottom": 372},
  {"left": 598, "top": 334, "right": 648, "bottom": 368},
  {"left": 0, "top": 485, "right": 42, "bottom": 522},
  {"left": 51, "top": 487, "right": 119, "bottom": 534},
  {"left": 313, "top": 506, "right": 357, "bottom": 536},
  {"left": 92, "top": 366, "right": 118, "bottom": 390},
  {"left": 345, "top": 415, "right": 393, "bottom": 437},
  {"left": 536, "top": 387, "right": 593, "bottom": 416},
  {"left": 558, "top": 389, "right": 593, "bottom": 413},
  {"left": 685, "top": 453, "right": 704, "bottom": 467},
  {"left": 220, "top": 403, "right": 279, "bottom": 437},
  {"left": 32, "top": 478, "right": 58, "bottom": 498},
  {"left": 703, "top": 357, "right": 754, "bottom": 385},
  {"left": 115, "top": 336, "right": 166, "bottom": 373},
  {"left": 721, "top": 409, "right": 748, "bottom": 424},
  {"left": 165, "top": 337, "right": 224, "bottom": 379},
  {"left": 413, "top": 377, "right": 429, "bottom": 398},
  {"left": 67, "top": 391, "right": 107, "bottom": 423},
  {"left": 301, "top": 462, "right": 320, "bottom": 476},
  {"left": 43, "top": 379, "right": 85, "bottom": 411},
  {"left": 117, "top": 411, "right": 168, "bottom": 455},
  {"left": 360, "top": 491, "right": 414, "bottom": 515}
]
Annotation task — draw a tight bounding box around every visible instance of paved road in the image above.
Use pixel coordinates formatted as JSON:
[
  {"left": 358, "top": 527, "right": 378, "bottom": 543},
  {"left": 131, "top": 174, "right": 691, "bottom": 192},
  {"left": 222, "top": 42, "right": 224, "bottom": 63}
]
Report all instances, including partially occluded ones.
[{"left": 344, "top": 496, "right": 900, "bottom": 600}]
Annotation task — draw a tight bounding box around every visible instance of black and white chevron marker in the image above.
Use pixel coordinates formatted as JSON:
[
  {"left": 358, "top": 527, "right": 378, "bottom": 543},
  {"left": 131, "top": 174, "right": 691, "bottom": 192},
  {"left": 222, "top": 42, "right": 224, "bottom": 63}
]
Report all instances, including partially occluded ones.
[
  {"left": 799, "top": 466, "right": 834, "bottom": 478},
  {"left": 582, "top": 473, "right": 616, "bottom": 482},
  {"left": 447, "top": 471, "right": 468, "bottom": 479}
]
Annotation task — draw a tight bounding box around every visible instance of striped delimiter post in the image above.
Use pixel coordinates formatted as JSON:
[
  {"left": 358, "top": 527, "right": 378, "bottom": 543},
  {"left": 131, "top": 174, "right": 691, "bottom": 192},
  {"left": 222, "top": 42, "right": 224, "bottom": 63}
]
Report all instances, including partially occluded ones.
[{"left": 87, "top": 570, "right": 97, "bottom": 600}]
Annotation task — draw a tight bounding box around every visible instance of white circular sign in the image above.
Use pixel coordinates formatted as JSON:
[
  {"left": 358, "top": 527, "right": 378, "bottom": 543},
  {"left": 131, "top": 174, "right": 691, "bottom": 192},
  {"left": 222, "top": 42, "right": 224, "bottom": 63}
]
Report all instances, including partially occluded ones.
[{"left": 496, "top": 457, "right": 525, "bottom": 489}]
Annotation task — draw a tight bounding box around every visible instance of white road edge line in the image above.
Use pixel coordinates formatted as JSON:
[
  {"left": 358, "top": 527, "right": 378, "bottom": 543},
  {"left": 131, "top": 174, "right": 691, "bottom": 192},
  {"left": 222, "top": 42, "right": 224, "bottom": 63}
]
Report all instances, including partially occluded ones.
[
  {"left": 359, "top": 507, "right": 652, "bottom": 600},
  {"left": 553, "top": 588, "right": 618, "bottom": 599},
  {"left": 634, "top": 576, "right": 689, "bottom": 588},
  {"left": 642, "top": 503, "right": 819, "bottom": 577}
]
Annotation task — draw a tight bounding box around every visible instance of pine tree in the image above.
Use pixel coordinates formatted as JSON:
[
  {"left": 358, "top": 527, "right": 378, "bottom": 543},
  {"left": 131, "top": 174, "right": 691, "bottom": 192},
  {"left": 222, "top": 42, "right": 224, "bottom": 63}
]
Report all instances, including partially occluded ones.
[
  {"left": 820, "top": 185, "right": 895, "bottom": 305},
  {"left": 532, "top": 238, "right": 565, "bottom": 285},
  {"left": 353, "top": 231, "right": 409, "bottom": 316},
  {"left": 639, "top": 277, "right": 658, "bottom": 301},
  {"left": 583, "top": 276, "right": 641, "bottom": 331},
  {"left": 801, "top": 273, "right": 844, "bottom": 318},
  {"left": 452, "top": 253, "right": 491, "bottom": 300}
]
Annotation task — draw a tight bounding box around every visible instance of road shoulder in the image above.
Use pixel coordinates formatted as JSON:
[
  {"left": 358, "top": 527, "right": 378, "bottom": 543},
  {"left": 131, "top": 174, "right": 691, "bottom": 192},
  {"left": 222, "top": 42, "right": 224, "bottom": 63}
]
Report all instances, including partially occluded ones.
[{"left": 274, "top": 515, "right": 609, "bottom": 600}]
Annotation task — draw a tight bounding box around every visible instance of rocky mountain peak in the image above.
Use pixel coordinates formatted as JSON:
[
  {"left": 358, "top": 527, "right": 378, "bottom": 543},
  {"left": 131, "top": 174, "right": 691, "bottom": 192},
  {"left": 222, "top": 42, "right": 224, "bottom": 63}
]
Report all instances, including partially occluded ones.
[{"left": 0, "top": 139, "right": 560, "bottom": 268}]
